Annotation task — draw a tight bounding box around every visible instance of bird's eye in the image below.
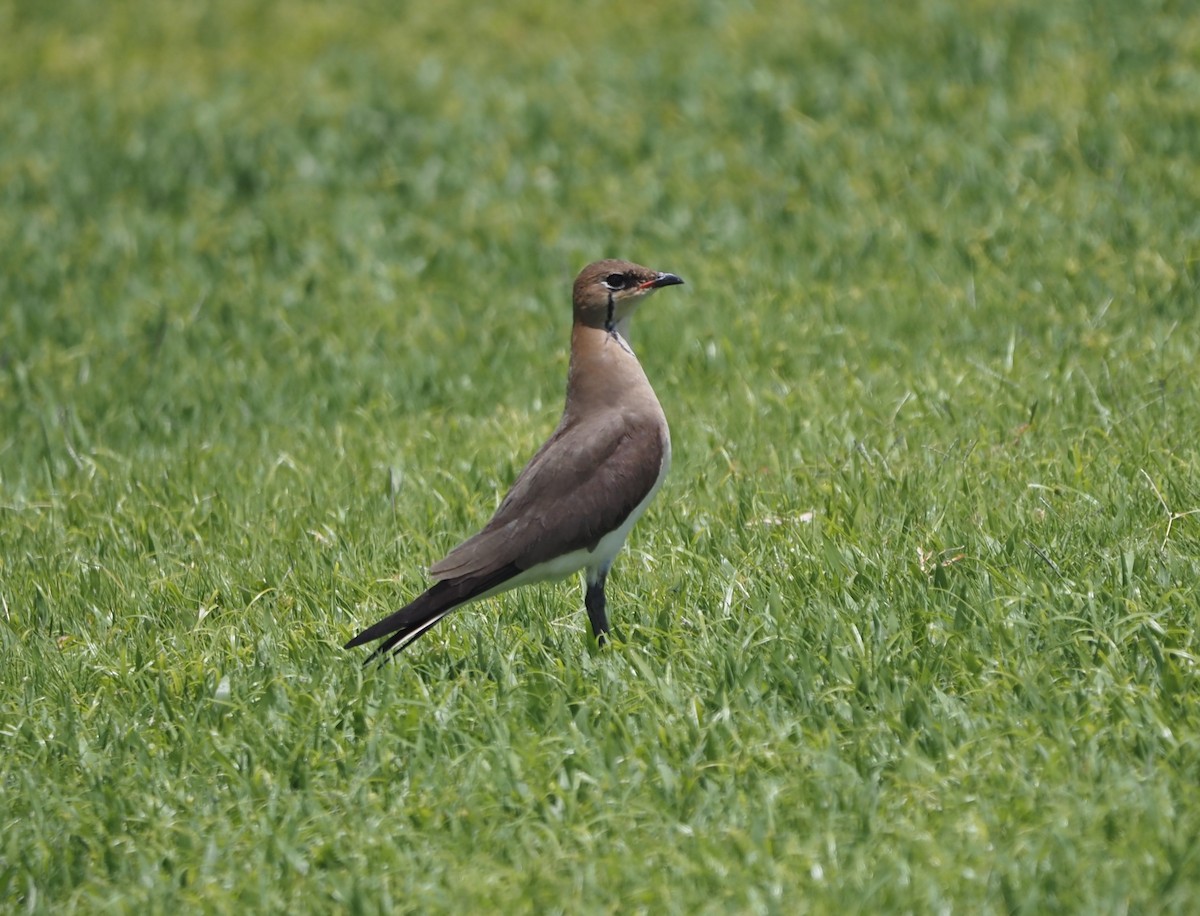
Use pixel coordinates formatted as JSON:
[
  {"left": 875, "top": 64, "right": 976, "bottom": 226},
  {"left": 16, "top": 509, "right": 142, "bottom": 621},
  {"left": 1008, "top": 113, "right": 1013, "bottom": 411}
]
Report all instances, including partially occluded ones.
[{"left": 603, "top": 273, "right": 626, "bottom": 290}]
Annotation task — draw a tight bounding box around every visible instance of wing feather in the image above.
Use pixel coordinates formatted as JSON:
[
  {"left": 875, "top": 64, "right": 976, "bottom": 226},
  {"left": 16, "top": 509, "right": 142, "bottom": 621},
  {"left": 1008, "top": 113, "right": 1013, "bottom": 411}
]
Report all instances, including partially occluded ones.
[{"left": 429, "top": 411, "right": 666, "bottom": 580}]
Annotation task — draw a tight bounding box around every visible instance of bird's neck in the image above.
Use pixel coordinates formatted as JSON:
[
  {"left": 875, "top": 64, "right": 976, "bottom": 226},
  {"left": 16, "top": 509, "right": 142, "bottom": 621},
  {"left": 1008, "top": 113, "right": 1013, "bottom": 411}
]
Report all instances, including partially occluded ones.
[{"left": 563, "top": 323, "right": 656, "bottom": 421}]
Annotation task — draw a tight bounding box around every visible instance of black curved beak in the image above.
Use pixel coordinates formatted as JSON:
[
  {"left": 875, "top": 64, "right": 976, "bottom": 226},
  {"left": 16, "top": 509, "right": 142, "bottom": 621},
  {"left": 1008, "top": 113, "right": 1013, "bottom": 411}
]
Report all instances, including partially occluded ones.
[{"left": 646, "top": 272, "right": 684, "bottom": 290}]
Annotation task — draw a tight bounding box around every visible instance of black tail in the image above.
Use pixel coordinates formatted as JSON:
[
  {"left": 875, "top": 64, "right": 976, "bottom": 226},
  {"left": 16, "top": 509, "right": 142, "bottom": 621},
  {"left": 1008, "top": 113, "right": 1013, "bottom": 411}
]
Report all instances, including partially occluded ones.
[{"left": 345, "top": 563, "right": 521, "bottom": 663}]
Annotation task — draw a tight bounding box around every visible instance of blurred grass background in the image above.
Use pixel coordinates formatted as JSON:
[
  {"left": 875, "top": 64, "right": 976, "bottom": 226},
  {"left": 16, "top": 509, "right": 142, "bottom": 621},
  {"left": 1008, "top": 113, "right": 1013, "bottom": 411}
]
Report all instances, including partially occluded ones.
[{"left": 2, "top": 0, "right": 1199, "bottom": 911}]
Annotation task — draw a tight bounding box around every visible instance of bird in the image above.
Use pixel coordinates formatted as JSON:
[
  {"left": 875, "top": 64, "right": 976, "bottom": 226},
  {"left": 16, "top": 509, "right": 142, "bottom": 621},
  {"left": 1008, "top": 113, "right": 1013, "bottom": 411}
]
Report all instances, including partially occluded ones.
[{"left": 345, "top": 258, "right": 685, "bottom": 662}]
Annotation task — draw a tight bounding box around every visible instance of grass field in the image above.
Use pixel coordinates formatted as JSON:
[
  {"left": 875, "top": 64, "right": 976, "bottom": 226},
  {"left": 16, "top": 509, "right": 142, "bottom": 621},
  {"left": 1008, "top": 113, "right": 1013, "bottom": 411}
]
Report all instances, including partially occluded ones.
[{"left": 3, "top": 0, "right": 1200, "bottom": 911}]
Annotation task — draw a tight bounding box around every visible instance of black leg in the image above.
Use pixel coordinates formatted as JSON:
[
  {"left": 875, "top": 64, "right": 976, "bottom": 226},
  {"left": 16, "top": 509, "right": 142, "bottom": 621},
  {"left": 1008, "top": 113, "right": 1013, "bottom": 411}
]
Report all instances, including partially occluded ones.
[{"left": 585, "top": 572, "right": 609, "bottom": 643}]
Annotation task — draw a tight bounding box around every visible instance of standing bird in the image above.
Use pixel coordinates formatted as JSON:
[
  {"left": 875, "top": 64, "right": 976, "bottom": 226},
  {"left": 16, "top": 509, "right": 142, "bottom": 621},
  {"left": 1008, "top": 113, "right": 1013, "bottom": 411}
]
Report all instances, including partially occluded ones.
[{"left": 346, "top": 259, "right": 684, "bottom": 661}]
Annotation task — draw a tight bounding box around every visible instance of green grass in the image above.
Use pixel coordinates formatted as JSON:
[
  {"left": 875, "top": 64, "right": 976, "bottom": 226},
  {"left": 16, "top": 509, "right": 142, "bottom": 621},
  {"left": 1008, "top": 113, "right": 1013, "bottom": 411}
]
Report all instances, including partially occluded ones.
[{"left": 3, "top": 0, "right": 1200, "bottom": 911}]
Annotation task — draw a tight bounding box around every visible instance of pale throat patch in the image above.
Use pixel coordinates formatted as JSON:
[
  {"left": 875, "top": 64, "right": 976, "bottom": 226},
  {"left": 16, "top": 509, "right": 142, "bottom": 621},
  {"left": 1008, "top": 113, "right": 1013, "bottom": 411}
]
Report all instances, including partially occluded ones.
[
  {"left": 605, "top": 288, "right": 658, "bottom": 354},
  {"left": 607, "top": 320, "right": 634, "bottom": 354}
]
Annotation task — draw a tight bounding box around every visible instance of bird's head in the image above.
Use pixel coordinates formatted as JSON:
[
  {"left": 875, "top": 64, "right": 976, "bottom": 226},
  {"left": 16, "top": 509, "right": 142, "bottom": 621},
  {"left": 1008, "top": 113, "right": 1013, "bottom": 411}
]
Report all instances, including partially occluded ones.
[{"left": 572, "top": 259, "right": 684, "bottom": 334}]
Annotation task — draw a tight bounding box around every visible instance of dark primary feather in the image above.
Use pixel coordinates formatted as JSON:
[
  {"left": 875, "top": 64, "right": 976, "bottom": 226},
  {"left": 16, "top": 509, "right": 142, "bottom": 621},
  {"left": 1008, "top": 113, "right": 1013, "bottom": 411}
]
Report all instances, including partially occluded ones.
[{"left": 344, "top": 563, "right": 521, "bottom": 661}]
